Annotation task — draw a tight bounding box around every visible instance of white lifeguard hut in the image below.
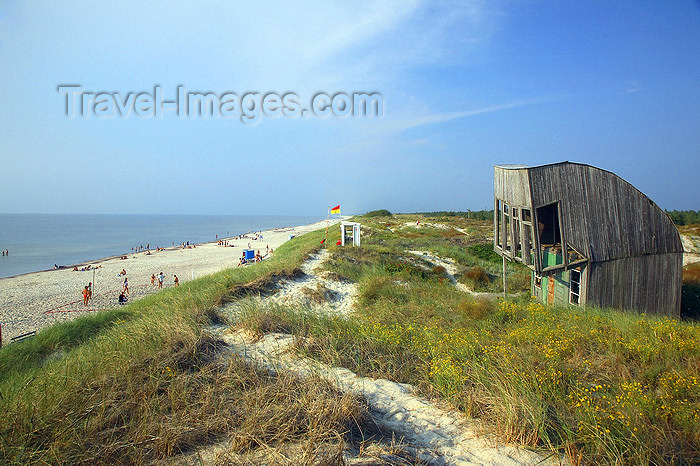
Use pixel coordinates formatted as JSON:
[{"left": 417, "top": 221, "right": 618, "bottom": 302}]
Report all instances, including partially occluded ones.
[{"left": 340, "top": 221, "right": 361, "bottom": 246}]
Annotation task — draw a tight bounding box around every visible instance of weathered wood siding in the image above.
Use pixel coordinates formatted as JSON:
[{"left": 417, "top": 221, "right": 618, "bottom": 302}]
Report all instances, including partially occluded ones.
[
  {"left": 587, "top": 253, "right": 682, "bottom": 316},
  {"left": 527, "top": 163, "right": 682, "bottom": 262},
  {"left": 494, "top": 166, "right": 531, "bottom": 207}
]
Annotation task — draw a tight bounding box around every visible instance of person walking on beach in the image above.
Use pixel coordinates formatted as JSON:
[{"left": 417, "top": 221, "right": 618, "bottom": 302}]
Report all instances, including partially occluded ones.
[
  {"left": 87, "top": 282, "right": 93, "bottom": 302},
  {"left": 82, "top": 286, "right": 89, "bottom": 306},
  {"left": 158, "top": 272, "right": 165, "bottom": 288},
  {"left": 174, "top": 274, "right": 179, "bottom": 286},
  {"left": 123, "top": 277, "right": 129, "bottom": 295},
  {"left": 151, "top": 274, "right": 155, "bottom": 286}
]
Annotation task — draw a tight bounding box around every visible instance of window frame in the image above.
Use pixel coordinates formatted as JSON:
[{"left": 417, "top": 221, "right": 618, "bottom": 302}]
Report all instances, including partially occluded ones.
[{"left": 569, "top": 268, "right": 582, "bottom": 305}]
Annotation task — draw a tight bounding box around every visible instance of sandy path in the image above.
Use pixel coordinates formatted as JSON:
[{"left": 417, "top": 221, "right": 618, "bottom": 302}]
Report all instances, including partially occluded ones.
[
  {"left": 0, "top": 219, "right": 341, "bottom": 343},
  {"left": 220, "top": 330, "right": 566, "bottom": 465},
  {"left": 213, "top": 251, "right": 567, "bottom": 465},
  {"left": 221, "top": 249, "right": 358, "bottom": 317}
]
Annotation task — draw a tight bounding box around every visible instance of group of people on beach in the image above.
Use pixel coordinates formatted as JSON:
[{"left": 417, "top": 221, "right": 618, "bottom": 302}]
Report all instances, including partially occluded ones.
[
  {"left": 72, "top": 225, "right": 284, "bottom": 309},
  {"left": 132, "top": 244, "right": 150, "bottom": 253},
  {"left": 82, "top": 282, "right": 93, "bottom": 306},
  {"left": 119, "top": 275, "right": 130, "bottom": 304},
  {"left": 237, "top": 248, "right": 273, "bottom": 266},
  {"left": 79, "top": 268, "right": 182, "bottom": 307},
  {"left": 117, "top": 271, "right": 178, "bottom": 305},
  {"left": 73, "top": 264, "right": 102, "bottom": 272},
  {"left": 149, "top": 271, "right": 176, "bottom": 288}
]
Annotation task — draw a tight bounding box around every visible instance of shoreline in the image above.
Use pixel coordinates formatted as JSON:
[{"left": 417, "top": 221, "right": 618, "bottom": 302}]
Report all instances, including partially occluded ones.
[
  {"left": 0, "top": 225, "right": 313, "bottom": 282},
  {"left": 0, "top": 218, "right": 344, "bottom": 343}
]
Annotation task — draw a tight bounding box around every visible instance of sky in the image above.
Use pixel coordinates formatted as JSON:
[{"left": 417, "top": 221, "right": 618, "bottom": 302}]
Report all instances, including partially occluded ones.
[{"left": 0, "top": 1, "right": 698, "bottom": 216}]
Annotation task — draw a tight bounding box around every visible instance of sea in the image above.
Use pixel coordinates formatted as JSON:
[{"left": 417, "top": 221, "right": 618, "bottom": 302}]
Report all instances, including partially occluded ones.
[{"left": 0, "top": 214, "right": 320, "bottom": 279}]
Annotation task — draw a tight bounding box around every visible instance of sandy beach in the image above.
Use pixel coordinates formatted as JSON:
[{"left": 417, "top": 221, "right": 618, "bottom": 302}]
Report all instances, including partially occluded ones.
[{"left": 0, "top": 219, "right": 340, "bottom": 343}]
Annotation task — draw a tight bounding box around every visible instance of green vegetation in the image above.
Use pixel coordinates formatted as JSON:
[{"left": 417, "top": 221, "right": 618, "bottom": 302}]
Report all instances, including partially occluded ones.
[
  {"left": 363, "top": 209, "right": 392, "bottom": 218},
  {"left": 666, "top": 209, "right": 700, "bottom": 226},
  {"left": 408, "top": 210, "right": 494, "bottom": 221},
  {"left": 237, "top": 215, "right": 700, "bottom": 465},
  {"left": 0, "top": 229, "right": 372, "bottom": 464},
  {"left": 3, "top": 214, "right": 700, "bottom": 464},
  {"left": 243, "top": 298, "right": 700, "bottom": 465}
]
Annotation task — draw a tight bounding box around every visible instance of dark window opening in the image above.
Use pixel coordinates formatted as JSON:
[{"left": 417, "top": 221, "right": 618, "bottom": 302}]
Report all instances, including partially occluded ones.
[{"left": 536, "top": 203, "right": 561, "bottom": 246}]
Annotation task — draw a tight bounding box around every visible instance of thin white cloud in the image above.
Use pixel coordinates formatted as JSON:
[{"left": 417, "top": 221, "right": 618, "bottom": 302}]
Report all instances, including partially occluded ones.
[
  {"left": 383, "top": 99, "right": 544, "bottom": 133},
  {"left": 625, "top": 80, "right": 642, "bottom": 93}
]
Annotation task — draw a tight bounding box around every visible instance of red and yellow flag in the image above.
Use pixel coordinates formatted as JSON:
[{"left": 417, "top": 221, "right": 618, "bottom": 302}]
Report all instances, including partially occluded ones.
[{"left": 330, "top": 205, "right": 341, "bottom": 214}]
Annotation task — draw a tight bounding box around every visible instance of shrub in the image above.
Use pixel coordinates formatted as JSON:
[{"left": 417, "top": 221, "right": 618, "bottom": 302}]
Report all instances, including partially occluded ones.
[
  {"left": 364, "top": 209, "right": 393, "bottom": 218},
  {"left": 457, "top": 297, "right": 494, "bottom": 319},
  {"left": 385, "top": 261, "right": 420, "bottom": 275},
  {"left": 464, "top": 266, "right": 490, "bottom": 288},
  {"left": 466, "top": 242, "right": 501, "bottom": 263}
]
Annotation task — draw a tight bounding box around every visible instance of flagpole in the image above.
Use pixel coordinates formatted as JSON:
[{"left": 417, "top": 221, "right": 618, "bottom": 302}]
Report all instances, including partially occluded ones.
[{"left": 325, "top": 206, "right": 330, "bottom": 245}]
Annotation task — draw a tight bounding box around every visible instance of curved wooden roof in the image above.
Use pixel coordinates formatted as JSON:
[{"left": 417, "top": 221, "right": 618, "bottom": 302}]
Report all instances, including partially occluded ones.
[{"left": 495, "top": 162, "right": 682, "bottom": 262}]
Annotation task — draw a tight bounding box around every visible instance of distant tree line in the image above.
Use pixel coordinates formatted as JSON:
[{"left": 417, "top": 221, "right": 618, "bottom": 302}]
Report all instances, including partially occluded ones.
[
  {"left": 409, "top": 210, "right": 494, "bottom": 221},
  {"left": 363, "top": 208, "right": 699, "bottom": 225},
  {"left": 362, "top": 209, "right": 494, "bottom": 220},
  {"left": 666, "top": 210, "right": 700, "bottom": 226}
]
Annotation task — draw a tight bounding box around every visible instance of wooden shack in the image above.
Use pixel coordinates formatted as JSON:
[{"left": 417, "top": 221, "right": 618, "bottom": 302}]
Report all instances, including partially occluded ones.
[{"left": 493, "top": 162, "right": 682, "bottom": 316}]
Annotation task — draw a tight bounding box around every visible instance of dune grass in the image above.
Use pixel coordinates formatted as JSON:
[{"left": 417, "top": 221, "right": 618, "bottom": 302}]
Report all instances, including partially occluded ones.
[
  {"left": 0, "top": 228, "right": 376, "bottom": 464},
  {"left": 238, "top": 216, "right": 700, "bottom": 465},
  {"left": 343, "top": 214, "right": 531, "bottom": 293},
  {"left": 4, "top": 215, "right": 699, "bottom": 464}
]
